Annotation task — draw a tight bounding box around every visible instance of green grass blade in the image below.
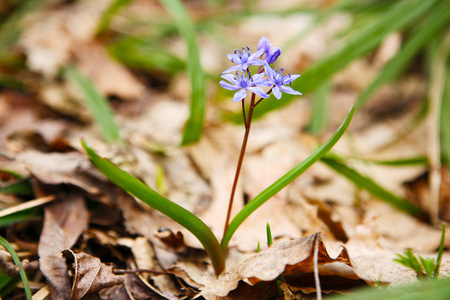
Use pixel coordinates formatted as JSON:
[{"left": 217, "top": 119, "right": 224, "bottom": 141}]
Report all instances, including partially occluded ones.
[
  {"left": 441, "top": 56, "right": 450, "bottom": 168},
  {"left": 64, "top": 68, "right": 121, "bottom": 145},
  {"left": 158, "top": 0, "right": 206, "bottom": 145},
  {"left": 0, "top": 236, "right": 32, "bottom": 300},
  {"left": 0, "top": 209, "right": 42, "bottom": 229},
  {"left": 329, "top": 276, "right": 450, "bottom": 300},
  {"left": 307, "top": 82, "right": 330, "bottom": 134},
  {"left": 221, "top": 106, "right": 355, "bottom": 249},
  {"left": 434, "top": 224, "right": 446, "bottom": 278},
  {"left": 320, "top": 156, "right": 422, "bottom": 216},
  {"left": 96, "top": 0, "right": 133, "bottom": 36},
  {"left": 266, "top": 222, "right": 273, "bottom": 246},
  {"left": 356, "top": 0, "right": 450, "bottom": 107},
  {"left": 108, "top": 37, "right": 185, "bottom": 74},
  {"left": 81, "top": 139, "right": 224, "bottom": 275},
  {"left": 0, "top": 180, "right": 33, "bottom": 196},
  {"left": 225, "top": 0, "right": 437, "bottom": 123}
]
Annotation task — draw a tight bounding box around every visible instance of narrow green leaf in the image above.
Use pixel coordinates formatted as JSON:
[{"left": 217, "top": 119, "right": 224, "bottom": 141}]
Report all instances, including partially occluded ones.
[
  {"left": 81, "top": 139, "right": 224, "bottom": 275},
  {"left": 320, "top": 156, "right": 422, "bottom": 216},
  {"left": 96, "top": 0, "right": 133, "bottom": 35},
  {"left": 225, "top": 0, "right": 437, "bottom": 123},
  {"left": 356, "top": 0, "right": 450, "bottom": 107},
  {"left": 0, "top": 209, "right": 42, "bottom": 229},
  {"left": 266, "top": 222, "right": 273, "bottom": 246},
  {"left": 158, "top": 0, "right": 206, "bottom": 145},
  {"left": 434, "top": 224, "right": 446, "bottom": 278},
  {"left": 441, "top": 56, "right": 450, "bottom": 168},
  {"left": 108, "top": 37, "right": 185, "bottom": 74},
  {"left": 221, "top": 106, "right": 355, "bottom": 249},
  {"left": 329, "top": 276, "right": 450, "bottom": 300},
  {"left": 65, "top": 68, "right": 121, "bottom": 144},
  {"left": 0, "top": 236, "right": 32, "bottom": 300},
  {"left": 0, "top": 180, "right": 33, "bottom": 196},
  {"left": 307, "top": 82, "right": 330, "bottom": 134}
]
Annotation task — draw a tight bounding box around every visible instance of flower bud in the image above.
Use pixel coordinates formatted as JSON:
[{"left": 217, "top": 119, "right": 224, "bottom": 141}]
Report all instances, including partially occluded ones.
[
  {"left": 257, "top": 36, "right": 271, "bottom": 55},
  {"left": 266, "top": 47, "right": 281, "bottom": 64}
]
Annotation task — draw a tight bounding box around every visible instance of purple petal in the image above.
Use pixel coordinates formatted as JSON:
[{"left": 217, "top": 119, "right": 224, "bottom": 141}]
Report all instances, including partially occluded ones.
[
  {"left": 232, "top": 89, "right": 248, "bottom": 102},
  {"left": 279, "top": 85, "right": 302, "bottom": 96},
  {"left": 272, "top": 86, "right": 282, "bottom": 99},
  {"left": 247, "top": 58, "right": 265, "bottom": 66},
  {"left": 284, "top": 74, "right": 301, "bottom": 84},
  {"left": 220, "top": 81, "right": 240, "bottom": 91},
  {"left": 223, "top": 65, "right": 243, "bottom": 74},
  {"left": 257, "top": 36, "right": 271, "bottom": 54},
  {"left": 247, "top": 86, "right": 269, "bottom": 98},
  {"left": 266, "top": 47, "right": 281, "bottom": 64},
  {"left": 221, "top": 73, "right": 238, "bottom": 83},
  {"left": 251, "top": 73, "right": 265, "bottom": 82},
  {"left": 249, "top": 48, "right": 265, "bottom": 60},
  {"left": 227, "top": 53, "right": 240, "bottom": 62},
  {"left": 255, "top": 79, "right": 273, "bottom": 87}
]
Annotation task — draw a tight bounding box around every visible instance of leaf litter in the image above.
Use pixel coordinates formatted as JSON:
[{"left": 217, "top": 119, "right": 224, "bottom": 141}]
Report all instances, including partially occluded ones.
[{"left": 0, "top": 0, "right": 449, "bottom": 299}]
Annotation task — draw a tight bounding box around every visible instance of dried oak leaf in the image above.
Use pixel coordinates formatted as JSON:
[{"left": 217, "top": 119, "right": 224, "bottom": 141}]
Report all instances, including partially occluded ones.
[
  {"left": 62, "top": 249, "right": 124, "bottom": 300},
  {"left": 38, "top": 189, "right": 89, "bottom": 300},
  {"left": 201, "top": 233, "right": 350, "bottom": 298}
]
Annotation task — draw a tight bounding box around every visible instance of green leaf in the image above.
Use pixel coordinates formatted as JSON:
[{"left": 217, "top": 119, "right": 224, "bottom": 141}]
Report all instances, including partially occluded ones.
[
  {"left": 225, "top": 0, "right": 438, "bottom": 123},
  {"left": 434, "top": 224, "right": 446, "bottom": 278},
  {"left": 0, "top": 209, "right": 42, "bottom": 229},
  {"left": 108, "top": 37, "right": 185, "bottom": 74},
  {"left": 329, "top": 276, "right": 450, "bottom": 300},
  {"left": 96, "top": 0, "right": 133, "bottom": 35},
  {"left": 0, "top": 236, "right": 32, "bottom": 300},
  {"left": 221, "top": 106, "right": 355, "bottom": 249},
  {"left": 440, "top": 54, "right": 450, "bottom": 168},
  {"left": 356, "top": 0, "right": 450, "bottom": 107},
  {"left": 0, "top": 180, "right": 33, "bottom": 196},
  {"left": 81, "top": 139, "right": 224, "bottom": 275},
  {"left": 320, "top": 156, "right": 422, "bottom": 216},
  {"left": 64, "top": 68, "right": 122, "bottom": 145},
  {"left": 419, "top": 256, "right": 437, "bottom": 277},
  {"left": 307, "top": 82, "right": 330, "bottom": 134},
  {"left": 266, "top": 222, "right": 273, "bottom": 246},
  {"left": 158, "top": 0, "right": 206, "bottom": 145}
]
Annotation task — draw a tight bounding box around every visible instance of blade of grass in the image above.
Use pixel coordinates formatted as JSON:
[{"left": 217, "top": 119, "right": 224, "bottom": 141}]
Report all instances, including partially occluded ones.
[
  {"left": 440, "top": 49, "right": 450, "bottom": 168},
  {"left": 0, "top": 180, "right": 33, "bottom": 196},
  {"left": 0, "top": 236, "right": 32, "bottom": 300},
  {"left": 433, "top": 224, "right": 446, "bottom": 278},
  {"left": 81, "top": 139, "right": 224, "bottom": 275},
  {"left": 225, "top": 0, "right": 438, "bottom": 123},
  {"left": 329, "top": 276, "right": 450, "bottom": 300},
  {"left": 96, "top": 0, "right": 134, "bottom": 36},
  {"left": 108, "top": 37, "right": 185, "bottom": 74},
  {"left": 320, "top": 156, "right": 422, "bottom": 216},
  {"left": 356, "top": 0, "right": 450, "bottom": 107},
  {"left": 221, "top": 106, "right": 355, "bottom": 249},
  {"left": 307, "top": 82, "right": 330, "bottom": 134},
  {"left": 158, "top": 0, "right": 206, "bottom": 145},
  {"left": 64, "top": 68, "right": 122, "bottom": 145}
]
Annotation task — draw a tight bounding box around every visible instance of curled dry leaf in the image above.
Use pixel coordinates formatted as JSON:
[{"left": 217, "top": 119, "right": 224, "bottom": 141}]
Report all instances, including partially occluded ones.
[
  {"left": 62, "top": 249, "right": 124, "bottom": 300},
  {"left": 37, "top": 188, "right": 89, "bottom": 300},
  {"left": 201, "top": 233, "right": 351, "bottom": 298}
]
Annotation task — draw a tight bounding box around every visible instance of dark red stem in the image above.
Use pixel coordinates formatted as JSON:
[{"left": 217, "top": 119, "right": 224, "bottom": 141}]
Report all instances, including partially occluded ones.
[{"left": 223, "top": 93, "right": 256, "bottom": 237}]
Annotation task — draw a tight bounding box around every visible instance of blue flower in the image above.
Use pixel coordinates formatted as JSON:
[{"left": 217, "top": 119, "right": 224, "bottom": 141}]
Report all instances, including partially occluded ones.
[
  {"left": 263, "top": 62, "right": 302, "bottom": 99},
  {"left": 257, "top": 36, "right": 281, "bottom": 64},
  {"left": 220, "top": 72, "right": 269, "bottom": 102},
  {"left": 223, "top": 47, "right": 265, "bottom": 74}
]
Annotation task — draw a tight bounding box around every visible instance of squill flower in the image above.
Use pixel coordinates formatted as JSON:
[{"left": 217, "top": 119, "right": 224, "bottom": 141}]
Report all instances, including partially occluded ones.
[
  {"left": 257, "top": 36, "right": 281, "bottom": 64},
  {"left": 223, "top": 46, "right": 265, "bottom": 74},
  {"left": 263, "top": 62, "right": 302, "bottom": 99},
  {"left": 220, "top": 71, "right": 269, "bottom": 102}
]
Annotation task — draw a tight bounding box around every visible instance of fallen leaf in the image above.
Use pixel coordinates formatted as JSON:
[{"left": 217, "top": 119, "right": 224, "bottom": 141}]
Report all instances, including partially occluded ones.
[
  {"left": 62, "top": 249, "right": 124, "bottom": 300},
  {"left": 201, "top": 233, "right": 351, "bottom": 298},
  {"left": 37, "top": 188, "right": 89, "bottom": 300}
]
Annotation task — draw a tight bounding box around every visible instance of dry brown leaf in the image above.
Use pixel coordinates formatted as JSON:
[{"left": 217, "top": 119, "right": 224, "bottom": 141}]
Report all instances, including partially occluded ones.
[
  {"left": 19, "top": 0, "right": 114, "bottom": 78},
  {"left": 62, "top": 249, "right": 124, "bottom": 299},
  {"left": 73, "top": 42, "right": 145, "bottom": 100},
  {"left": 201, "top": 233, "right": 350, "bottom": 298},
  {"left": 15, "top": 151, "right": 101, "bottom": 194},
  {"left": 37, "top": 188, "right": 89, "bottom": 300}
]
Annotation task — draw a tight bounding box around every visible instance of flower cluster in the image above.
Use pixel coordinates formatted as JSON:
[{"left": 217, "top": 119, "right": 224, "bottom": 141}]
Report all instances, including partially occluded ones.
[{"left": 220, "top": 36, "right": 302, "bottom": 102}]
